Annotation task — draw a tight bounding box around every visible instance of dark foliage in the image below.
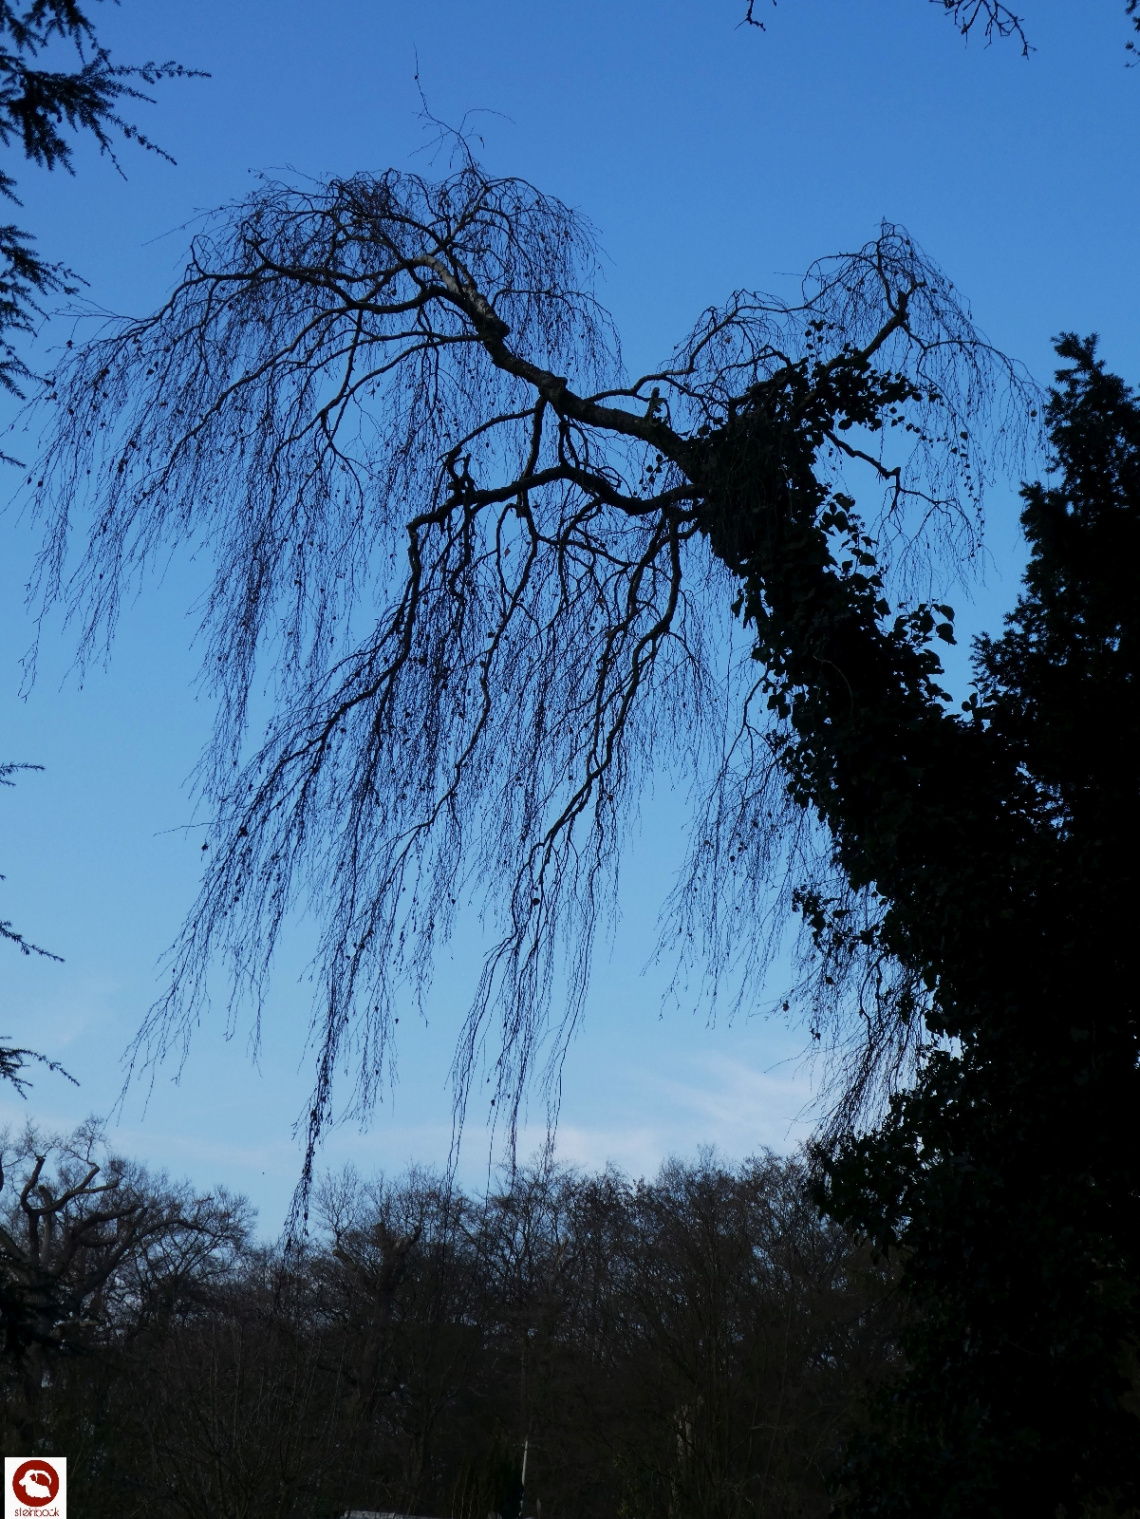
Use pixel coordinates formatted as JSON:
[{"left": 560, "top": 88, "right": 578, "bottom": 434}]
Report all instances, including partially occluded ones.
[
  {"left": 0, "top": 1121, "right": 248, "bottom": 1448},
  {"left": 818, "top": 337, "right": 1140, "bottom": 1517},
  {"left": 20, "top": 1147, "right": 898, "bottom": 1519},
  {"left": 0, "top": 0, "right": 200, "bottom": 394}
]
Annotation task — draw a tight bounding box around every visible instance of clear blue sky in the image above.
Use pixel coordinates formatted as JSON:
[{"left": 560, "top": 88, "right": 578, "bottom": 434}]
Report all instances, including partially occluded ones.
[{"left": 1, "top": 0, "right": 1137, "bottom": 1231}]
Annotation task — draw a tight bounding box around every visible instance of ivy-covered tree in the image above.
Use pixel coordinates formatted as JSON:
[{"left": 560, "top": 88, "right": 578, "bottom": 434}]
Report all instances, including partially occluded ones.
[{"left": 816, "top": 335, "right": 1140, "bottom": 1516}]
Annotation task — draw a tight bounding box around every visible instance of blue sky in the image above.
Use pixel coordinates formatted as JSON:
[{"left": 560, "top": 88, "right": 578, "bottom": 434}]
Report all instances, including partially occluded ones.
[{"left": 1, "top": 0, "right": 1137, "bottom": 1231}]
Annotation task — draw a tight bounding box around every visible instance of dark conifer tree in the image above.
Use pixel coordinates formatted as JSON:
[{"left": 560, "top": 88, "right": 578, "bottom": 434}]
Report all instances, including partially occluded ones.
[
  {"left": 820, "top": 336, "right": 1140, "bottom": 1516},
  {"left": 0, "top": 0, "right": 200, "bottom": 393}
]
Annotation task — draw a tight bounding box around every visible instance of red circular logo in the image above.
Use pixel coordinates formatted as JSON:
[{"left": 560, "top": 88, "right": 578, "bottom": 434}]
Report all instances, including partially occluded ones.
[{"left": 11, "top": 1462, "right": 59, "bottom": 1508}]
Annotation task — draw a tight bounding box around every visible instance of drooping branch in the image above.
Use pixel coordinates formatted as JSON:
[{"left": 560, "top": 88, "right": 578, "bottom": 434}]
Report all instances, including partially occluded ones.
[
  {"left": 25, "top": 162, "right": 1036, "bottom": 1186},
  {"left": 745, "top": 0, "right": 1140, "bottom": 62},
  {"left": 926, "top": 0, "right": 1031, "bottom": 51},
  {"left": 0, "top": 762, "right": 60, "bottom": 966},
  {"left": 743, "top": 0, "right": 1030, "bottom": 53}
]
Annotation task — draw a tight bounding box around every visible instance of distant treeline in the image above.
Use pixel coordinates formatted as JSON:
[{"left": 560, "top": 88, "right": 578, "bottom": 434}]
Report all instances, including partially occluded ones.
[{"left": 0, "top": 1124, "right": 901, "bottom": 1519}]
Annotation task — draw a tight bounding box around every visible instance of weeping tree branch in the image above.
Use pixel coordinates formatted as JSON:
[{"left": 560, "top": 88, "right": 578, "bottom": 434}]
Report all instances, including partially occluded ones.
[{"left": 23, "top": 159, "right": 1037, "bottom": 1200}]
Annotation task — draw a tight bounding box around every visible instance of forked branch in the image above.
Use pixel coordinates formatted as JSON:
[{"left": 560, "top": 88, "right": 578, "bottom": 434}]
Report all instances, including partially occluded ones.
[{"left": 25, "top": 164, "right": 1037, "bottom": 1190}]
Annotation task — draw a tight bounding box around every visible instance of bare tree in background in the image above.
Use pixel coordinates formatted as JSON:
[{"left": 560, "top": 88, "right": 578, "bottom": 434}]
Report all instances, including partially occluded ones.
[
  {"left": 23, "top": 145, "right": 1034, "bottom": 1186},
  {"left": 0, "top": 1119, "right": 248, "bottom": 1444},
  {"left": 33, "top": 1151, "right": 888, "bottom": 1519}
]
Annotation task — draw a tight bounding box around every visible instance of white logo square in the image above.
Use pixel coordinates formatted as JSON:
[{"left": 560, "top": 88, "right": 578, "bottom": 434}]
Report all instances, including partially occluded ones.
[{"left": 4, "top": 1458, "right": 66, "bottom": 1519}]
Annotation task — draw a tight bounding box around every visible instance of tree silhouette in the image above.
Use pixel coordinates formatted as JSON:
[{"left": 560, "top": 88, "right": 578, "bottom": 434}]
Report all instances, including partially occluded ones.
[
  {"left": 27, "top": 157, "right": 1029, "bottom": 1156},
  {"left": 0, "top": 0, "right": 202, "bottom": 395},
  {"left": 745, "top": 0, "right": 1140, "bottom": 61},
  {"left": 822, "top": 335, "right": 1140, "bottom": 1516},
  {"left": 0, "top": 1119, "right": 247, "bottom": 1447},
  {"left": 24, "top": 142, "right": 1140, "bottom": 1510}
]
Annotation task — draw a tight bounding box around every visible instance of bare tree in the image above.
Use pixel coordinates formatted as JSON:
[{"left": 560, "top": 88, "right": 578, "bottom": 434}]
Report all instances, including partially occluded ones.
[
  {"left": 35, "top": 1152, "right": 888, "bottom": 1519},
  {"left": 24, "top": 144, "right": 1034, "bottom": 1186},
  {"left": 745, "top": 1, "right": 1140, "bottom": 61},
  {"left": 745, "top": 1, "right": 1025, "bottom": 52},
  {"left": 0, "top": 1118, "right": 249, "bottom": 1443}
]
